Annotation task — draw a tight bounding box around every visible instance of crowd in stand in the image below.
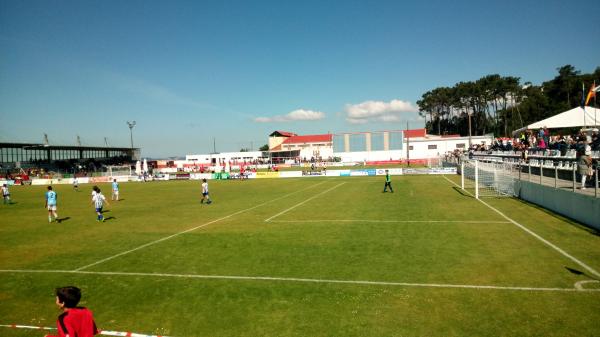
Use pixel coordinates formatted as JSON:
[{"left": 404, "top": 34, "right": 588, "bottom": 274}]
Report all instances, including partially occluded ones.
[
  {"left": 2, "top": 157, "right": 135, "bottom": 181},
  {"left": 454, "top": 128, "right": 599, "bottom": 189},
  {"left": 488, "top": 129, "right": 600, "bottom": 154}
]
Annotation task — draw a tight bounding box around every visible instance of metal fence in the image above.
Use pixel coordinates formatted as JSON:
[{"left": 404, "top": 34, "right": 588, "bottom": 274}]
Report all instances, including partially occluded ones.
[{"left": 470, "top": 153, "right": 599, "bottom": 198}]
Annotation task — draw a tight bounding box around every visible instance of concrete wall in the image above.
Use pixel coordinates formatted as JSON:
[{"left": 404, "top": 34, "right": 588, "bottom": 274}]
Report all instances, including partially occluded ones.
[{"left": 517, "top": 181, "right": 600, "bottom": 231}]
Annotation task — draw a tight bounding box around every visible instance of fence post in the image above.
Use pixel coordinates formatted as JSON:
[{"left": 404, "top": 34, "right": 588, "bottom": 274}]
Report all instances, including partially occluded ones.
[
  {"left": 461, "top": 161, "right": 465, "bottom": 190},
  {"left": 572, "top": 165, "right": 576, "bottom": 192},
  {"left": 554, "top": 166, "right": 558, "bottom": 189},
  {"left": 475, "top": 160, "right": 479, "bottom": 199},
  {"left": 540, "top": 161, "right": 543, "bottom": 185},
  {"left": 528, "top": 163, "right": 531, "bottom": 182},
  {"left": 594, "top": 167, "right": 600, "bottom": 198}
]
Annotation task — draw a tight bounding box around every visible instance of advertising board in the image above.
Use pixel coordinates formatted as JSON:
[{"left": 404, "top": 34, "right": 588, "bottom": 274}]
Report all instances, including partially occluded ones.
[
  {"left": 280, "top": 171, "right": 303, "bottom": 178},
  {"left": 255, "top": 172, "right": 280, "bottom": 179},
  {"left": 375, "top": 168, "right": 403, "bottom": 176}
]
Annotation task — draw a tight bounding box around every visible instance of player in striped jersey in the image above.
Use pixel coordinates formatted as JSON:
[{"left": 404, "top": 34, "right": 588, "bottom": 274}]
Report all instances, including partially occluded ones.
[{"left": 91, "top": 187, "right": 110, "bottom": 222}]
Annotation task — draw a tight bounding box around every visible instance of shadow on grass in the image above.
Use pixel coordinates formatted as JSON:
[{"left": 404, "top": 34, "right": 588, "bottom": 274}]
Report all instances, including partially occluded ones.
[
  {"left": 57, "top": 217, "right": 71, "bottom": 223},
  {"left": 104, "top": 216, "right": 116, "bottom": 221},
  {"left": 451, "top": 186, "right": 475, "bottom": 199},
  {"left": 565, "top": 266, "right": 600, "bottom": 281}
]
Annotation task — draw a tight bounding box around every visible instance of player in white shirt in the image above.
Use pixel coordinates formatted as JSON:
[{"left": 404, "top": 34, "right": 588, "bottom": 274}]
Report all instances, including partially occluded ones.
[
  {"left": 201, "top": 179, "right": 212, "bottom": 204},
  {"left": 2, "top": 184, "right": 11, "bottom": 204},
  {"left": 72, "top": 177, "right": 79, "bottom": 191},
  {"left": 91, "top": 186, "right": 110, "bottom": 222}
]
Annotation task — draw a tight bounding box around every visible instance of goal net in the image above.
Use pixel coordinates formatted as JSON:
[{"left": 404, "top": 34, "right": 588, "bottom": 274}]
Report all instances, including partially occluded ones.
[
  {"left": 104, "top": 165, "right": 133, "bottom": 177},
  {"left": 459, "top": 159, "right": 519, "bottom": 198}
]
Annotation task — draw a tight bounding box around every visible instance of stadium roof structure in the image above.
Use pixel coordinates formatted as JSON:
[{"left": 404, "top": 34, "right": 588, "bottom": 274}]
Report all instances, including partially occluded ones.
[
  {"left": 512, "top": 106, "right": 600, "bottom": 134},
  {"left": 0, "top": 142, "right": 137, "bottom": 151},
  {"left": 269, "top": 131, "right": 297, "bottom": 137},
  {"left": 282, "top": 134, "right": 333, "bottom": 144},
  {"left": 0, "top": 142, "right": 140, "bottom": 164}
]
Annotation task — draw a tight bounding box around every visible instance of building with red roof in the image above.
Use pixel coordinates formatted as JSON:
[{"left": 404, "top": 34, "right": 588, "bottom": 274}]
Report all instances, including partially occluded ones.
[
  {"left": 267, "top": 128, "right": 493, "bottom": 163},
  {"left": 269, "top": 132, "right": 333, "bottom": 162}
]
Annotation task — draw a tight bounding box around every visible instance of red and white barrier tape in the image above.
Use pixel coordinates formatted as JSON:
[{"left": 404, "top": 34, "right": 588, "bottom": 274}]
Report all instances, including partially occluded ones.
[{"left": 0, "top": 324, "right": 170, "bottom": 337}]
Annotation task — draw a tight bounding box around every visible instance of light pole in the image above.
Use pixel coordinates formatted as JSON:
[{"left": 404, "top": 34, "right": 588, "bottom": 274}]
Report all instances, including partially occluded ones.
[{"left": 126, "top": 121, "right": 136, "bottom": 149}]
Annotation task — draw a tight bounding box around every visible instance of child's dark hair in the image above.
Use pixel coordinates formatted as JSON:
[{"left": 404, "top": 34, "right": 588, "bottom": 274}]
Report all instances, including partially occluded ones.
[
  {"left": 55, "top": 286, "right": 81, "bottom": 308},
  {"left": 47, "top": 186, "right": 53, "bottom": 190}
]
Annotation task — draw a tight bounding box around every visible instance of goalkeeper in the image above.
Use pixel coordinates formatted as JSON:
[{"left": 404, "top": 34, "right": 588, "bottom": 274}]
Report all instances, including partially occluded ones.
[{"left": 383, "top": 170, "right": 394, "bottom": 193}]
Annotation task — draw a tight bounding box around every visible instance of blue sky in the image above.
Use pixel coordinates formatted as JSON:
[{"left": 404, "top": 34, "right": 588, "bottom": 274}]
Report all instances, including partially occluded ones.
[{"left": 1, "top": 0, "right": 599, "bottom": 158}]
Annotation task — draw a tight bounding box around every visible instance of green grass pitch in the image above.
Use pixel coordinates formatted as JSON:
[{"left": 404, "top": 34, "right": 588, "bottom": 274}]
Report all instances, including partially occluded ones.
[{"left": 1, "top": 175, "right": 599, "bottom": 336}]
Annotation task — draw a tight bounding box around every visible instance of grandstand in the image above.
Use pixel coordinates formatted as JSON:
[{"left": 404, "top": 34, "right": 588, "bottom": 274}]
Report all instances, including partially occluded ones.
[{"left": 0, "top": 142, "right": 140, "bottom": 177}]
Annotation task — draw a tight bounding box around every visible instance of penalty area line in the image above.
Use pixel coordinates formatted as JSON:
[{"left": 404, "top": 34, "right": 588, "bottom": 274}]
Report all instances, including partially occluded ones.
[
  {"left": 73, "top": 181, "right": 329, "bottom": 272},
  {"left": 0, "top": 269, "right": 598, "bottom": 293},
  {"left": 264, "top": 182, "right": 346, "bottom": 222},
  {"left": 442, "top": 175, "right": 600, "bottom": 279}
]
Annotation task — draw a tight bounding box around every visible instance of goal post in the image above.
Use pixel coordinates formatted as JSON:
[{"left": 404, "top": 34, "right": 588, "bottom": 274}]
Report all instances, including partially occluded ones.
[
  {"left": 459, "top": 158, "right": 518, "bottom": 199},
  {"left": 105, "top": 165, "right": 133, "bottom": 177}
]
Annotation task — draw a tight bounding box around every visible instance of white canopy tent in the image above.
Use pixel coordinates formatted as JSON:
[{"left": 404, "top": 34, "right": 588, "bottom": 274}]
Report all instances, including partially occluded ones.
[{"left": 513, "top": 106, "right": 600, "bottom": 134}]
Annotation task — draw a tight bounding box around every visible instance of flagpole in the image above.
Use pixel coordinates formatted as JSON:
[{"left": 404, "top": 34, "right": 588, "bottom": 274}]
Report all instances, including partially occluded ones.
[
  {"left": 583, "top": 82, "right": 587, "bottom": 129},
  {"left": 594, "top": 81, "right": 598, "bottom": 126}
]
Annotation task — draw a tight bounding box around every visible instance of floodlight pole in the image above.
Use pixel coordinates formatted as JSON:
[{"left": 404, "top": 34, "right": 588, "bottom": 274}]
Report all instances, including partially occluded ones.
[{"left": 126, "top": 121, "right": 136, "bottom": 149}]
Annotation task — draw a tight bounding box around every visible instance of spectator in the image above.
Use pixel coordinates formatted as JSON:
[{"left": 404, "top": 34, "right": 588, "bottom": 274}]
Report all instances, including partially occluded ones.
[
  {"left": 45, "top": 286, "right": 98, "bottom": 337},
  {"left": 577, "top": 147, "right": 593, "bottom": 189}
]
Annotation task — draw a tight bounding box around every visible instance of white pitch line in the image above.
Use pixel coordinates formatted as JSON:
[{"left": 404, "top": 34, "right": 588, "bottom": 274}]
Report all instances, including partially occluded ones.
[
  {"left": 442, "top": 175, "right": 600, "bottom": 279},
  {"left": 269, "top": 219, "right": 511, "bottom": 224},
  {"left": 264, "top": 182, "right": 346, "bottom": 222},
  {"left": 74, "top": 181, "right": 328, "bottom": 271},
  {"left": 1, "top": 269, "right": 599, "bottom": 293}
]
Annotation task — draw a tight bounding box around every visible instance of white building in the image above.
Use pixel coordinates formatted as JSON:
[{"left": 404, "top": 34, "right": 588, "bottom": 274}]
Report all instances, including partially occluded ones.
[{"left": 185, "top": 151, "right": 265, "bottom": 165}]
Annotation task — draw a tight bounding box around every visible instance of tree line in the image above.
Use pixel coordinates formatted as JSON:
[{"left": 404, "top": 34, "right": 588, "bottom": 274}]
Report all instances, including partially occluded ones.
[{"left": 417, "top": 65, "right": 600, "bottom": 137}]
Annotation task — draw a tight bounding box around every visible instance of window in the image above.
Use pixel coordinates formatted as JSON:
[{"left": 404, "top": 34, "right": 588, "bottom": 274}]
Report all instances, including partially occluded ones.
[
  {"left": 456, "top": 143, "right": 465, "bottom": 149},
  {"left": 428, "top": 145, "right": 437, "bottom": 150},
  {"left": 408, "top": 146, "right": 414, "bottom": 150}
]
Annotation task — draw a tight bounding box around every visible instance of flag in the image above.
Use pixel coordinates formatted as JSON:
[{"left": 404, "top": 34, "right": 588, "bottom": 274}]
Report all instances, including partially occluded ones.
[{"left": 585, "top": 81, "right": 596, "bottom": 106}]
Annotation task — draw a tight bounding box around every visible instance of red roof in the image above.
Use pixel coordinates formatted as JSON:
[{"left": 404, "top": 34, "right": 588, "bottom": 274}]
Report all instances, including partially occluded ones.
[
  {"left": 404, "top": 128, "right": 426, "bottom": 138},
  {"left": 269, "top": 131, "right": 297, "bottom": 137},
  {"left": 283, "top": 134, "right": 333, "bottom": 144}
]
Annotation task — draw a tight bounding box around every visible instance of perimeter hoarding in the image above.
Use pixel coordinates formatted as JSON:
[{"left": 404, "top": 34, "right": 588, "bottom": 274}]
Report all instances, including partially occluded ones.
[{"left": 255, "top": 172, "right": 280, "bottom": 179}]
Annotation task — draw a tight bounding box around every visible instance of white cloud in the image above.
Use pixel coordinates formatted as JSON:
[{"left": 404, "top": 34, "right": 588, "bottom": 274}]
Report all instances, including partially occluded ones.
[
  {"left": 344, "top": 99, "right": 418, "bottom": 124},
  {"left": 254, "top": 109, "right": 325, "bottom": 123}
]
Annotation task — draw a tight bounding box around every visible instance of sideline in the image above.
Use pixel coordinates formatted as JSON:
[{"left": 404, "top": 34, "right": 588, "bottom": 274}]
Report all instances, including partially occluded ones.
[
  {"left": 1, "top": 269, "right": 599, "bottom": 293},
  {"left": 442, "top": 175, "right": 600, "bottom": 279},
  {"left": 264, "top": 182, "right": 346, "bottom": 222},
  {"left": 74, "top": 181, "right": 328, "bottom": 271},
  {"left": 0, "top": 324, "right": 168, "bottom": 337},
  {"left": 269, "top": 219, "right": 511, "bottom": 224}
]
